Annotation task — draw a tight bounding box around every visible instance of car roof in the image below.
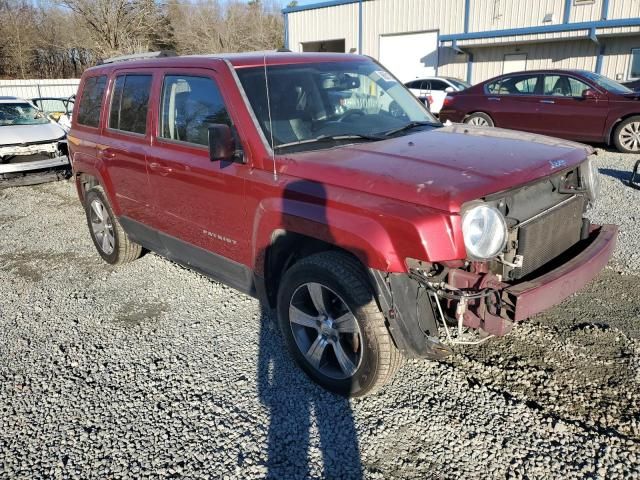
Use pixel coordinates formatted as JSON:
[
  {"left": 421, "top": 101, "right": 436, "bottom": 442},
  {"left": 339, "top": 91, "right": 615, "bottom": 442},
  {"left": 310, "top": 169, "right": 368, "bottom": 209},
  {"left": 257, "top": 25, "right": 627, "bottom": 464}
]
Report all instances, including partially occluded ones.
[
  {"left": 82, "top": 52, "right": 370, "bottom": 76},
  {"left": 484, "top": 69, "right": 594, "bottom": 81},
  {"left": 32, "top": 97, "right": 72, "bottom": 101},
  {"left": 0, "top": 96, "right": 29, "bottom": 103},
  {"left": 405, "top": 77, "right": 449, "bottom": 82}
]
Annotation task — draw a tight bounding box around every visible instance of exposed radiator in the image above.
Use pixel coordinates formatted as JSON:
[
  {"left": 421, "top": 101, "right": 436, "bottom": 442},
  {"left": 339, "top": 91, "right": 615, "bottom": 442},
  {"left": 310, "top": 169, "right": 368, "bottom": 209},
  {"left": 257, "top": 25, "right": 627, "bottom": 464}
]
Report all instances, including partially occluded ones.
[{"left": 512, "top": 195, "right": 585, "bottom": 279}]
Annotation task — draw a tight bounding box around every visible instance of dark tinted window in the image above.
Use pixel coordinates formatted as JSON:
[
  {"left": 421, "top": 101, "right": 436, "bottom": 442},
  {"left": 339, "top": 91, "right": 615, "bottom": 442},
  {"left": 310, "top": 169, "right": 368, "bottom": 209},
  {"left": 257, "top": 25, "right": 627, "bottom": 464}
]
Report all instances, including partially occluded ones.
[
  {"left": 430, "top": 80, "right": 448, "bottom": 90},
  {"left": 77, "top": 75, "right": 107, "bottom": 127},
  {"left": 405, "top": 80, "right": 420, "bottom": 89},
  {"left": 159, "top": 75, "right": 231, "bottom": 146},
  {"left": 109, "top": 74, "right": 152, "bottom": 134}
]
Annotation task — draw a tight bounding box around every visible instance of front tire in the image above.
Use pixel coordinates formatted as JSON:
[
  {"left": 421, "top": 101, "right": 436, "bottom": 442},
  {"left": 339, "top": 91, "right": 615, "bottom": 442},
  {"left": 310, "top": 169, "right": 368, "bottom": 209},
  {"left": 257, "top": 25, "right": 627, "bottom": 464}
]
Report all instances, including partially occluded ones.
[
  {"left": 277, "top": 251, "right": 403, "bottom": 397},
  {"left": 84, "top": 186, "right": 142, "bottom": 265},
  {"left": 464, "top": 112, "right": 494, "bottom": 127},
  {"left": 613, "top": 116, "right": 640, "bottom": 153}
]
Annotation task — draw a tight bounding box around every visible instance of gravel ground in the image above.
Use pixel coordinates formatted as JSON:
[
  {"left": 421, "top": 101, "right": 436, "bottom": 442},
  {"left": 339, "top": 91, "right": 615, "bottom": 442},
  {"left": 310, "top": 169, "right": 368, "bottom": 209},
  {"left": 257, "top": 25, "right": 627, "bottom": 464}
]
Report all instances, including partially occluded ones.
[{"left": 0, "top": 147, "right": 639, "bottom": 479}]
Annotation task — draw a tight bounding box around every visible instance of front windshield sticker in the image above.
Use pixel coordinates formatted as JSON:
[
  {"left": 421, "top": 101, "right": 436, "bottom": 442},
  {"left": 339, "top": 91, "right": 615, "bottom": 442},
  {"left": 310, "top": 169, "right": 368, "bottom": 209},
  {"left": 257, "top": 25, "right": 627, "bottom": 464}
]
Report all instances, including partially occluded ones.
[{"left": 373, "top": 70, "right": 396, "bottom": 82}]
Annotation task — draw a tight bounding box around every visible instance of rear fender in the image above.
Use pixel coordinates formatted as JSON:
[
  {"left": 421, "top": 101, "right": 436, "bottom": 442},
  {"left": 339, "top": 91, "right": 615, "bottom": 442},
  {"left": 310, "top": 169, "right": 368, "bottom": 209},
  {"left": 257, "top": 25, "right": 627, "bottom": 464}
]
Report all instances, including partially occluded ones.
[{"left": 72, "top": 151, "right": 120, "bottom": 214}]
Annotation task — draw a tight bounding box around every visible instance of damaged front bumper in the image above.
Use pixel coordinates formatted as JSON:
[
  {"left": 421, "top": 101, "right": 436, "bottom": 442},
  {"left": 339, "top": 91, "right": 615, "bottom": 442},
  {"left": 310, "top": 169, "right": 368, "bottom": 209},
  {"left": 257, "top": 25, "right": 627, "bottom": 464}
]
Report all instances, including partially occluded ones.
[
  {"left": 0, "top": 140, "right": 69, "bottom": 177},
  {"left": 0, "top": 154, "right": 69, "bottom": 174},
  {"left": 444, "top": 224, "right": 617, "bottom": 337},
  {"left": 372, "top": 224, "right": 617, "bottom": 359}
]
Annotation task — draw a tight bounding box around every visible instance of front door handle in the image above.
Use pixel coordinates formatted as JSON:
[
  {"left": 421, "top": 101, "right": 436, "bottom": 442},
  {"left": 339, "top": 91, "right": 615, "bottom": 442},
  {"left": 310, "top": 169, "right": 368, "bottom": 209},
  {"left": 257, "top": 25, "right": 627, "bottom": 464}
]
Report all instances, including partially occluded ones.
[
  {"left": 149, "top": 162, "right": 173, "bottom": 176},
  {"left": 540, "top": 99, "right": 555, "bottom": 104},
  {"left": 97, "top": 148, "right": 116, "bottom": 159},
  {"left": 488, "top": 97, "right": 501, "bottom": 101}
]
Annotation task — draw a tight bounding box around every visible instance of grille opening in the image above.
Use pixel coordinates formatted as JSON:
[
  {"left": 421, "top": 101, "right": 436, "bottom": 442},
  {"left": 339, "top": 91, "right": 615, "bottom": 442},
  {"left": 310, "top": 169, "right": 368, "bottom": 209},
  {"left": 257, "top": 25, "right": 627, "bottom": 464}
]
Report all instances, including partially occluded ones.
[{"left": 510, "top": 196, "right": 585, "bottom": 280}]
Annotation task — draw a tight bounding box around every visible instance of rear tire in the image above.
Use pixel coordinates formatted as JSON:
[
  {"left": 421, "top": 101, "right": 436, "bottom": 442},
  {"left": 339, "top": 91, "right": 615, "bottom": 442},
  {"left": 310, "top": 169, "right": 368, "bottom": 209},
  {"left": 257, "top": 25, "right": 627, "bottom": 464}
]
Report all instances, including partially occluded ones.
[
  {"left": 464, "top": 112, "right": 494, "bottom": 127},
  {"left": 613, "top": 116, "right": 640, "bottom": 153},
  {"left": 277, "top": 251, "right": 403, "bottom": 397},
  {"left": 84, "top": 186, "right": 142, "bottom": 265}
]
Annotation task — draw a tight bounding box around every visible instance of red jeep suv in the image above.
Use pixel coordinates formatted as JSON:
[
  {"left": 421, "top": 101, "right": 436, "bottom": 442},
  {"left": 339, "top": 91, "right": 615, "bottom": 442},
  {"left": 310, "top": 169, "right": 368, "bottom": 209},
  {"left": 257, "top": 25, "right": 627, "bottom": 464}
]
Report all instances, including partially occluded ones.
[{"left": 68, "top": 52, "right": 617, "bottom": 396}]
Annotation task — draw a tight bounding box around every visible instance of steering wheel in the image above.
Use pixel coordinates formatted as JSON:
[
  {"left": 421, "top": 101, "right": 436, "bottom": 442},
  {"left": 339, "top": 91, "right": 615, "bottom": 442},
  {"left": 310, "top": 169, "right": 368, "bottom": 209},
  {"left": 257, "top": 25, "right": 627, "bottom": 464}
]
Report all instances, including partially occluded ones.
[{"left": 338, "top": 109, "right": 365, "bottom": 122}]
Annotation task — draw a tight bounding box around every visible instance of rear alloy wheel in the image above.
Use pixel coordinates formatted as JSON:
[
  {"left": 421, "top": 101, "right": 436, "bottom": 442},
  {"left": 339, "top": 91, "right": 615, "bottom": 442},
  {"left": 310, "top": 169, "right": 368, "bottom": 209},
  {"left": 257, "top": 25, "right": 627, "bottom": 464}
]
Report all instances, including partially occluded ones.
[
  {"left": 614, "top": 116, "right": 640, "bottom": 153},
  {"left": 84, "top": 186, "right": 142, "bottom": 265},
  {"left": 464, "top": 112, "right": 494, "bottom": 127},
  {"left": 277, "top": 251, "right": 403, "bottom": 397}
]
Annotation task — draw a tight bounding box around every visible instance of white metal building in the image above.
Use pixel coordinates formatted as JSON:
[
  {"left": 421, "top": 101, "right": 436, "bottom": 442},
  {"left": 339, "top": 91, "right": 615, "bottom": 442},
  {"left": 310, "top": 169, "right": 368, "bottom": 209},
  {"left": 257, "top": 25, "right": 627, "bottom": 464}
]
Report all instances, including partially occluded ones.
[{"left": 283, "top": 0, "right": 640, "bottom": 85}]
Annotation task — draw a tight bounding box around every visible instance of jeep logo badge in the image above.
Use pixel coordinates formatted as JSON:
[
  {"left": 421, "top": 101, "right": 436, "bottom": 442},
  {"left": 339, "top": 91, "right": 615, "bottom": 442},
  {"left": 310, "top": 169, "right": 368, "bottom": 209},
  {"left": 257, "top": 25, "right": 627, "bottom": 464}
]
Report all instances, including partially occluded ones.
[{"left": 549, "top": 159, "right": 567, "bottom": 169}]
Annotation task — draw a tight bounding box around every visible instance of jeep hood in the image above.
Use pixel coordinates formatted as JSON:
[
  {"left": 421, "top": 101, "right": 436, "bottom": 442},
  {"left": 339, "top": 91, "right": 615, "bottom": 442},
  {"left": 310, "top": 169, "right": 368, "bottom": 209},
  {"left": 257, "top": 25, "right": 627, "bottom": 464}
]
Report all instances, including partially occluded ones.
[
  {"left": 0, "top": 122, "right": 66, "bottom": 146},
  {"left": 279, "top": 124, "right": 592, "bottom": 213}
]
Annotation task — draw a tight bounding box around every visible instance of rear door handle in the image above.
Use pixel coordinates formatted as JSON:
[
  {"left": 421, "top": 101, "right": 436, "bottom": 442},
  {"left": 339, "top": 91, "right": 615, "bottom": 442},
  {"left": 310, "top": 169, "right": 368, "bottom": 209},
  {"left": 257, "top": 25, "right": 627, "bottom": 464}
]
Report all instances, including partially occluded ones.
[
  {"left": 487, "top": 97, "right": 501, "bottom": 101},
  {"left": 540, "top": 100, "right": 555, "bottom": 104},
  {"left": 149, "top": 162, "right": 173, "bottom": 176}
]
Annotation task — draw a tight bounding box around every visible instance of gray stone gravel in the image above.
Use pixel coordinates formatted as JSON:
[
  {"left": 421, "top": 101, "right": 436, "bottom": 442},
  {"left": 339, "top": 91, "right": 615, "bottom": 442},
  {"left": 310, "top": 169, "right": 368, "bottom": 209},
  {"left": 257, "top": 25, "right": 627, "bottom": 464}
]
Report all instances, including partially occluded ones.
[{"left": 0, "top": 147, "right": 639, "bottom": 479}]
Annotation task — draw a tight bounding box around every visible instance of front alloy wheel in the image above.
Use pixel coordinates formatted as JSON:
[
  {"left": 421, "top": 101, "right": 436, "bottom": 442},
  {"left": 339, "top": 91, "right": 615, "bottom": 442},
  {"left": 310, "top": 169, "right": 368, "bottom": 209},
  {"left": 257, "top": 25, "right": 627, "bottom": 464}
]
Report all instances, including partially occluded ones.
[
  {"left": 277, "top": 251, "right": 403, "bottom": 397},
  {"left": 289, "top": 282, "right": 363, "bottom": 380}
]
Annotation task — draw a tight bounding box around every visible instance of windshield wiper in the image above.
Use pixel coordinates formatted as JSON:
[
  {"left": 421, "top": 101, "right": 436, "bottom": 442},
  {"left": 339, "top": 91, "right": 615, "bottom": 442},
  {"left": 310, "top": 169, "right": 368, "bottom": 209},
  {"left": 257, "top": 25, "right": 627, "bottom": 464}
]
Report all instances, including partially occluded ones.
[
  {"left": 275, "top": 133, "right": 385, "bottom": 150},
  {"left": 383, "top": 121, "right": 440, "bottom": 137}
]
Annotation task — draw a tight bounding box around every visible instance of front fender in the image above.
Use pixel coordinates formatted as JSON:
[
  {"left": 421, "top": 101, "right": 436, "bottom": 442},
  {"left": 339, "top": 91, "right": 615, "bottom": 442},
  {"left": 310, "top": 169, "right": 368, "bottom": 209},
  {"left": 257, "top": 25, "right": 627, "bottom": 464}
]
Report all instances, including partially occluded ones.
[{"left": 252, "top": 196, "right": 399, "bottom": 275}]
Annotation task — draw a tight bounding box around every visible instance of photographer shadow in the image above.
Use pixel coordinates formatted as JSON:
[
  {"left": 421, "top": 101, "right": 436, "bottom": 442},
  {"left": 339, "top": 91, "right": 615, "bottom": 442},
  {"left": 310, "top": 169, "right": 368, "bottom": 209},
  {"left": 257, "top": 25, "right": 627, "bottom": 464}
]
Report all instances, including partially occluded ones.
[{"left": 256, "top": 180, "right": 365, "bottom": 479}]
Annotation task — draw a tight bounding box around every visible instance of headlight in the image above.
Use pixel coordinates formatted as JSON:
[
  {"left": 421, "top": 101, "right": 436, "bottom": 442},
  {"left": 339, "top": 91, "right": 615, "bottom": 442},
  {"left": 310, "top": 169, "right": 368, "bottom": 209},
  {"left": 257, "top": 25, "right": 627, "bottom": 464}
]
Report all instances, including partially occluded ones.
[
  {"left": 462, "top": 204, "right": 508, "bottom": 260},
  {"left": 581, "top": 157, "right": 599, "bottom": 205}
]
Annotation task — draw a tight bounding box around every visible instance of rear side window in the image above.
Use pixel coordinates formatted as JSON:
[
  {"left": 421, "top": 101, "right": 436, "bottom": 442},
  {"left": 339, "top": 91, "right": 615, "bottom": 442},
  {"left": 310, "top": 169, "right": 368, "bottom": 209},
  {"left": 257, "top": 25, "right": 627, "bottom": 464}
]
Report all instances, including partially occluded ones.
[
  {"left": 159, "top": 75, "right": 231, "bottom": 146},
  {"left": 77, "top": 76, "right": 107, "bottom": 127},
  {"left": 430, "top": 80, "right": 448, "bottom": 90},
  {"left": 109, "top": 74, "right": 152, "bottom": 134},
  {"left": 489, "top": 75, "right": 539, "bottom": 95}
]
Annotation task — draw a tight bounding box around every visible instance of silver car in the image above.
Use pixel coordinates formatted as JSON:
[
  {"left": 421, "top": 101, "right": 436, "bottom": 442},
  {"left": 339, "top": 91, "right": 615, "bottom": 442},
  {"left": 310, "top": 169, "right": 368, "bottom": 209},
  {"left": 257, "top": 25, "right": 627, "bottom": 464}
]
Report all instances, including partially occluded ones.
[{"left": 0, "top": 96, "right": 69, "bottom": 186}]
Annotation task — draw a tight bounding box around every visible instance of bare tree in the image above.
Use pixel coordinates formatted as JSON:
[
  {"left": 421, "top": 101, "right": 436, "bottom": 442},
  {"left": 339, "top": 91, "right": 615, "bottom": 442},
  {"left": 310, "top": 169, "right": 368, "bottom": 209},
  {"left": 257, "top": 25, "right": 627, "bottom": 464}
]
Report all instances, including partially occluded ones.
[
  {"left": 55, "top": 0, "right": 174, "bottom": 58},
  {"left": 167, "top": 0, "right": 283, "bottom": 55},
  {"left": 0, "top": 0, "right": 284, "bottom": 79},
  {"left": 0, "top": 1, "right": 38, "bottom": 78}
]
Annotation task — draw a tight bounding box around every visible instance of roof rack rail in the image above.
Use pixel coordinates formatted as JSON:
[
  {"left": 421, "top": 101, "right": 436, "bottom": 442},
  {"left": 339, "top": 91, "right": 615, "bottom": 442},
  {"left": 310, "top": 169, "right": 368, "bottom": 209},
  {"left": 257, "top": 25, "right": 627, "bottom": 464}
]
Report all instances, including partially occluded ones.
[{"left": 100, "top": 51, "right": 177, "bottom": 65}]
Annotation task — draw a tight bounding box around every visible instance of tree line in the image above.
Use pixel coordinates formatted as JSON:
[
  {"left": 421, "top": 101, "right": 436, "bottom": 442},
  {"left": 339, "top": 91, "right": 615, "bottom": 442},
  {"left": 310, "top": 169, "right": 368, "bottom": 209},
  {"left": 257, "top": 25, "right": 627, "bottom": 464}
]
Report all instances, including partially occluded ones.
[{"left": 0, "top": 0, "right": 285, "bottom": 79}]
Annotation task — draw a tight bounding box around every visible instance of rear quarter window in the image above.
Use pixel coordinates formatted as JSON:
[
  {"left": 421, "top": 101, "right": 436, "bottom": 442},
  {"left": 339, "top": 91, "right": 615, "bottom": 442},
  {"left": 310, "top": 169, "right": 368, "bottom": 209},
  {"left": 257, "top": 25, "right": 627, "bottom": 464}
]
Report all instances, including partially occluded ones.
[{"left": 77, "top": 75, "right": 107, "bottom": 127}]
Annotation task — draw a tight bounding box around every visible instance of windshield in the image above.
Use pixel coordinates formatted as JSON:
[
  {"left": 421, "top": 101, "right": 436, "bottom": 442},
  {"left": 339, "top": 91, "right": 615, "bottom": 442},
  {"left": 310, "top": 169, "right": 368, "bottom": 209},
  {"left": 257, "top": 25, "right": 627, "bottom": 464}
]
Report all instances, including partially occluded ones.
[
  {"left": 446, "top": 78, "right": 471, "bottom": 90},
  {"left": 0, "top": 103, "right": 50, "bottom": 126},
  {"left": 236, "top": 60, "right": 438, "bottom": 151},
  {"left": 579, "top": 71, "right": 633, "bottom": 94}
]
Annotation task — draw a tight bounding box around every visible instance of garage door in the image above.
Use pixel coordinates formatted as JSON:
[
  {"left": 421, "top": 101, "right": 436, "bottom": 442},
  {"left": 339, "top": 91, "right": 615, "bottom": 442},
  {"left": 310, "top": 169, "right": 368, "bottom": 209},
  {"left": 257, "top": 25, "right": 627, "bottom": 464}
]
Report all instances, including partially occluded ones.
[{"left": 379, "top": 31, "right": 438, "bottom": 83}]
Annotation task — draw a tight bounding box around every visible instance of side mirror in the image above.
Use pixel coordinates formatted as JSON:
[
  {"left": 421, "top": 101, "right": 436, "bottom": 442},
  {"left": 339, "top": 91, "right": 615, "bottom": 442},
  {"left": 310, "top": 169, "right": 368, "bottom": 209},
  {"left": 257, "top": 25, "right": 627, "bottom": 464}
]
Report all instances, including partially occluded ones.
[
  {"left": 208, "top": 124, "right": 235, "bottom": 162},
  {"left": 582, "top": 88, "right": 598, "bottom": 100},
  {"left": 445, "top": 86, "right": 455, "bottom": 93}
]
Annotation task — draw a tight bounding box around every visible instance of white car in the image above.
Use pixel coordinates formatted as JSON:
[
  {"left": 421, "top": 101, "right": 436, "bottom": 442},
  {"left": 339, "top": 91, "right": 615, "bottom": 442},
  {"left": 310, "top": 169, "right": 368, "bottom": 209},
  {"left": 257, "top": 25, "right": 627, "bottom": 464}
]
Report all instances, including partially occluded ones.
[
  {"left": 0, "top": 96, "right": 69, "bottom": 186},
  {"left": 404, "top": 77, "right": 470, "bottom": 115}
]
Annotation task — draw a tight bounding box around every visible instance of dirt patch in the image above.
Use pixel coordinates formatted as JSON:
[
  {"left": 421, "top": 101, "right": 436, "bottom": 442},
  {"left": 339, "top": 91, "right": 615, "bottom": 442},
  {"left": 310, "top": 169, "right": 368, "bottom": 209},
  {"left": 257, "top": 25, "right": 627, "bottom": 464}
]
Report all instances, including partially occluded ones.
[
  {"left": 0, "top": 250, "right": 100, "bottom": 282},
  {"left": 116, "top": 299, "right": 169, "bottom": 327}
]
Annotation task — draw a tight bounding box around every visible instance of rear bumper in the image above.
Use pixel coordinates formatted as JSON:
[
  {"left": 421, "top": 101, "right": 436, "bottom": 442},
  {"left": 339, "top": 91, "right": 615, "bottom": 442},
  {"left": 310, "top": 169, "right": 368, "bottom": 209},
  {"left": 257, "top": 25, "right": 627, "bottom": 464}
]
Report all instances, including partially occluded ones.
[
  {"left": 438, "top": 109, "right": 465, "bottom": 123},
  {"left": 448, "top": 224, "right": 618, "bottom": 335},
  {"left": 0, "top": 155, "right": 69, "bottom": 174}
]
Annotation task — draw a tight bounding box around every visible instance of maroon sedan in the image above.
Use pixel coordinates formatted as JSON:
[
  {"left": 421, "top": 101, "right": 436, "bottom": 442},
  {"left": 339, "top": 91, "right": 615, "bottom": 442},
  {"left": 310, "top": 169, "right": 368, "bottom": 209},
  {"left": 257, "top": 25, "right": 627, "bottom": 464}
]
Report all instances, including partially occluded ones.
[{"left": 439, "top": 69, "right": 640, "bottom": 153}]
